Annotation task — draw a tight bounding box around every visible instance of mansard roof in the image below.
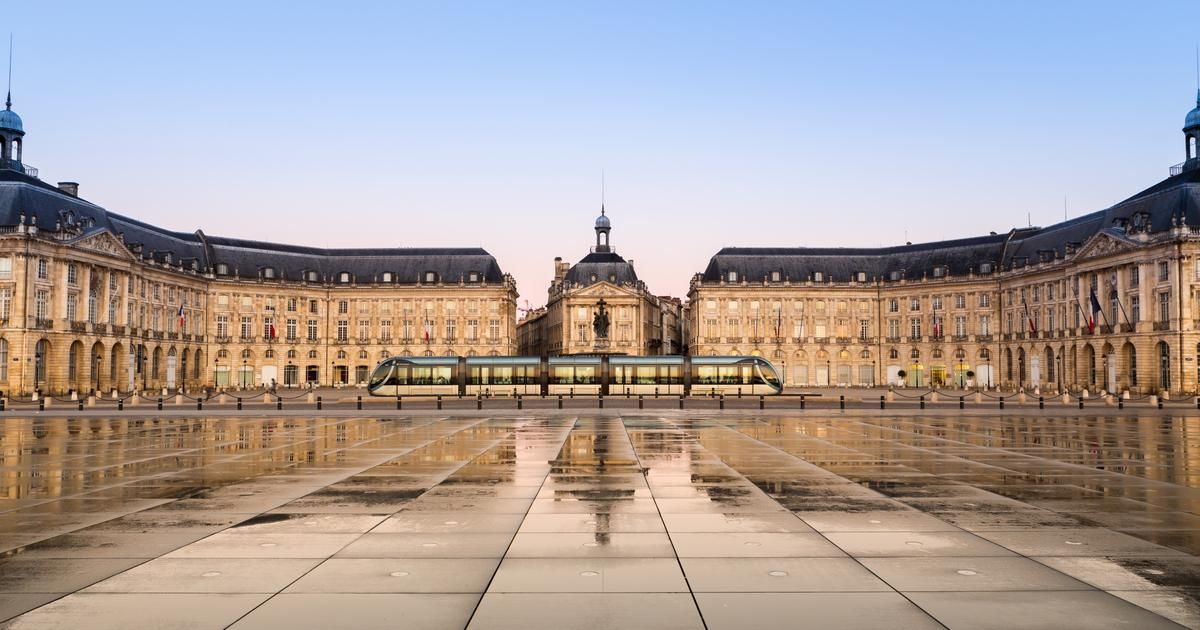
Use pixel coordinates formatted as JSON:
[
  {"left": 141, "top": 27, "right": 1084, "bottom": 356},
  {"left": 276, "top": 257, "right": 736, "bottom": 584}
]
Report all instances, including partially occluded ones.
[
  {"left": 0, "top": 169, "right": 507, "bottom": 283},
  {"left": 702, "top": 167, "right": 1200, "bottom": 283},
  {"left": 563, "top": 250, "right": 639, "bottom": 287}
]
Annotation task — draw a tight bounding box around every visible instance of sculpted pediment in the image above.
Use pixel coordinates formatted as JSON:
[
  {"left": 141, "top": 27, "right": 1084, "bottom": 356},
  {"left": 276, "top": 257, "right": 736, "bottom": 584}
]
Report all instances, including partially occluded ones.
[
  {"left": 569, "top": 281, "right": 639, "bottom": 299},
  {"left": 70, "top": 231, "right": 138, "bottom": 261},
  {"left": 1072, "top": 231, "right": 1139, "bottom": 262}
]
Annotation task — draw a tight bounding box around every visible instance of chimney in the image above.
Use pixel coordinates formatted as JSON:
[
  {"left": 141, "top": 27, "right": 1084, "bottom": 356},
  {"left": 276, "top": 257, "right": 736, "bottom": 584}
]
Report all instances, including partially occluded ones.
[
  {"left": 554, "top": 257, "right": 566, "bottom": 283},
  {"left": 57, "top": 182, "right": 79, "bottom": 197}
]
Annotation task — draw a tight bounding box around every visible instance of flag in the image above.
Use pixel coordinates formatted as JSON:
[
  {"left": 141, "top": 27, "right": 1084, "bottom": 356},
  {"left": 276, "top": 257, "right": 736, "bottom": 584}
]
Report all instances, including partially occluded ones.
[
  {"left": 269, "top": 319, "right": 276, "bottom": 339},
  {"left": 932, "top": 315, "right": 941, "bottom": 338},
  {"left": 424, "top": 318, "right": 431, "bottom": 344},
  {"left": 177, "top": 303, "right": 185, "bottom": 328},
  {"left": 774, "top": 308, "right": 781, "bottom": 337},
  {"left": 1089, "top": 288, "right": 1102, "bottom": 330},
  {"left": 1022, "top": 299, "right": 1036, "bottom": 333}
]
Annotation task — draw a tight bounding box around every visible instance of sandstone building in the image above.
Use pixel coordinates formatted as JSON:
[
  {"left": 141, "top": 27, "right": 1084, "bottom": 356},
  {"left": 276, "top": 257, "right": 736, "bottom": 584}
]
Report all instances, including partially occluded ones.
[
  {"left": 688, "top": 91, "right": 1200, "bottom": 395},
  {"left": 517, "top": 210, "right": 683, "bottom": 356},
  {"left": 0, "top": 98, "right": 518, "bottom": 395}
]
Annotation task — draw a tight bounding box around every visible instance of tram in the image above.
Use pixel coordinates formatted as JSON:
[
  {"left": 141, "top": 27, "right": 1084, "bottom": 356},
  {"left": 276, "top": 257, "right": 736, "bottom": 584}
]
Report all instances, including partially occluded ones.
[{"left": 367, "top": 355, "right": 783, "bottom": 397}]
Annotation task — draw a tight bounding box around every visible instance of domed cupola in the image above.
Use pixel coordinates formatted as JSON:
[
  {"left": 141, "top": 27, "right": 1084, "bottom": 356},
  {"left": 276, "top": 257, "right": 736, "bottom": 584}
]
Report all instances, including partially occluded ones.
[
  {"left": 594, "top": 206, "right": 612, "bottom": 252},
  {"left": 0, "top": 50, "right": 26, "bottom": 173},
  {"left": 1183, "top": 89, "right": 1200, "bottom": 173}
]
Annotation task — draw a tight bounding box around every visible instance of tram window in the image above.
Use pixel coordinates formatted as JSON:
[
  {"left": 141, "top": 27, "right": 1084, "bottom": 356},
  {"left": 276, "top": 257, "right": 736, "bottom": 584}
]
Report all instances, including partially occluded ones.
[
  {"left": 576, "top": 366, "right": 595, "bottom": 384},
  {"left": 636, "top": 366, "right": 657, "bottom": 384},
  {"left": 612, "top": 366, "right": 629, "bottom": 384},
  {"left": 386, "top": 367, "right": 407, "bottom": 385},
  {"left": 664, "top": 366, "right": 681, "bottom": 384},
  {"left": 553, "top": 366, "right": 573, "bottom": 384},
  {"left": 493, "top": 367, "right": 513, "bottom": 385}
]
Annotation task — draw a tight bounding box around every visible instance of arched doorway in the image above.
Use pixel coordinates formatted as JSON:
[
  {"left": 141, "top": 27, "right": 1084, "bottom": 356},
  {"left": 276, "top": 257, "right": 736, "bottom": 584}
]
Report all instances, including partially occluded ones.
[
  {"left": 1004, "top": 348, "right": 1013, "bottom": 384},
  {"left": 1124, "top": 342, "right": 1137, "bottom": 391},
  {"left": 68, "top": 340, "right": 84, "bottom": 393},
  {"left": 1158, "top": 342, "right": 1171, "bottom": 391},
  {"left": 1082, "top": 344, "right": 1096, "bottom": 388},
  {"left": 180, "top": 348, "right": 190, "bottom": 389},
  {"left": 89, "top": 341, "right": 104, "bottom": 393},
  {"left": 34, "top": 339, "right": 50, "bottom": 393},
  {"left": 166, "top": 347, "right": 178, "bottom": 389},
  {"left": 1017, "top": 348, "right": 1026, "bottom": 386},
  {"left": 151, "top": 347, "right": 163, "bottom": 388},
  {"left": 110, "top": 343, "right": 124, "bottom": 393},
  {"left": 1101, "top": 342, "right": 1116, "bottom": 392},
  {"left": 1044, "top": 346, "right": 1055, "bottom": 387}
]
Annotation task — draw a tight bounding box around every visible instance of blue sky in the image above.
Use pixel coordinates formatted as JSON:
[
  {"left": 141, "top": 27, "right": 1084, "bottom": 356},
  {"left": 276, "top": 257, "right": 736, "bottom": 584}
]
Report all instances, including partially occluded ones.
[{"left": 7, "top": 1, "right": 1200, "bottom": 302}]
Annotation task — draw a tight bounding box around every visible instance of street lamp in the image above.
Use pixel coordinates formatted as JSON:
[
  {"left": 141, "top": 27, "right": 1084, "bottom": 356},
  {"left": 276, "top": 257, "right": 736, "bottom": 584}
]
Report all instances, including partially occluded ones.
[
  {"left": 94, "top": 354, "right": 101, "bottom": 395},
  {"left": 242, "top": 359, "right": 248, "bottom": 389},
  {"left": 872, "top": 361, "right": 877, "bottom": 387},
  {"left": 214, "top": 358, "right": 220, "bottom": 390},
  {"left": 33, "top": 352, "right": 42, "bottom": 395},
  {"left": 330, "top": 361, "right": 335, "bottom": 388},
  {"left": 958, "top": 359, "right": 965, "bottom": 388},
  {"left": 987, "top": 354, "right": 992, "bottom": 389},
  {"left": 1057, "top": 354, "right": 1063, "bottom": 393},
  {"left": 825, "top": 359, "right": 830, "bottom": 387}
]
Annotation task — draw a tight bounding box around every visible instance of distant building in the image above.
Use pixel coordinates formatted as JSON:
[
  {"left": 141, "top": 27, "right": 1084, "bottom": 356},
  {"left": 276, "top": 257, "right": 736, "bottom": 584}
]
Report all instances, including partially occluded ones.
[
  {"left": 0, "top": 98, "right": 517, "bottom": 395},
  {"left": 688, "top": 91, "right": 1200, "bottom": 395},
  {"left": 517, "top": 209, "right": 682, "bottom": 356}
]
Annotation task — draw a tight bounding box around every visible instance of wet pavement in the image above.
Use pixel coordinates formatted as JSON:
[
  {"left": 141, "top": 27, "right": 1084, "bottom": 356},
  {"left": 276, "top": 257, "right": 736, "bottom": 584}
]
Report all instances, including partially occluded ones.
[{"left": 0, "top": 410, "right": 1198, "bottom": 628}]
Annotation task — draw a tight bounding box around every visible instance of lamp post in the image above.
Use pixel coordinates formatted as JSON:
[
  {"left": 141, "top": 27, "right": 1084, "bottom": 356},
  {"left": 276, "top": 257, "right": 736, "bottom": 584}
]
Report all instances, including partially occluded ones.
[
  {"left": 330, "top": 361, "right": 335, "bottom": 388},
  {"left": 987, "top": 354, "right": 992, "bottom": 389},
  {"left": 825, "top": 359, "right": 830, "bottom": 387},
  {"left": 214, "top": 358, "right": 219, "bottom": 390},
  {"left": 958, "top": 359, "right": 965, "bottom": 388},
  {"left": 872, "top": 361, "right": 877, "bottom": 387},
  {"left": 94, "top": 353, "right": 101, "bottom": 395},
  {"left": 242, "top": 359, "right": 248, "bottom": 389},
  {"left": 33, "top": 352, "right": 41, "bottom": 395},
  {"left": 1057, "top": 353, "right": 1063, "bottom": 393}
]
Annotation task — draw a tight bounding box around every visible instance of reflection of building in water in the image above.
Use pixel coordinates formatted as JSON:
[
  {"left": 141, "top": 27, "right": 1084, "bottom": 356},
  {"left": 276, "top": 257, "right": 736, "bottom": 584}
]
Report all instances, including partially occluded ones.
[
  {"left": 0, "top": 102, "right": 517, "bottom": 395},
  {"left": 690, "top": 93, "right": 1200, "bottom": 396}
]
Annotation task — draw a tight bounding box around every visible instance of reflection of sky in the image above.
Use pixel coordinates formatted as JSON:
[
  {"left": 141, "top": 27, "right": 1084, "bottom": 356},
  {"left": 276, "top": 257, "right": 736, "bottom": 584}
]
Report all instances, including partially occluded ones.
[{"left": 6, "top": 3, "right": 1200, "bottom": 300}]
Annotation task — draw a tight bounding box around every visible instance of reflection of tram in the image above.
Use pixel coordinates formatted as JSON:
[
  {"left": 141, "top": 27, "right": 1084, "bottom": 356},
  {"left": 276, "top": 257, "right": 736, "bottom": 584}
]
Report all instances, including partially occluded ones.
[{"left": 367, "top": 355, "right": 782, "bottom": 397}]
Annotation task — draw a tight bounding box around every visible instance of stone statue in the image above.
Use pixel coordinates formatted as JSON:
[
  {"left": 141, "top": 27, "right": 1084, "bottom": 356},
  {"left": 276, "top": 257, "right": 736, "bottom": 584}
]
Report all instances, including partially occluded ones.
[{"left": 593, "top": 299, "right": 610, "bottom": 339}]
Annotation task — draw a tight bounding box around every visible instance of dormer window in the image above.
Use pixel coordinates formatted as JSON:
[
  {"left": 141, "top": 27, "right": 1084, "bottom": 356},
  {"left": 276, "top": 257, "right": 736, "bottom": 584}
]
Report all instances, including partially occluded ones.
[
  {"left": 467, "top": 272, "right": 479, "bottom": 283},
  {"left": 813, "top": 271, "right": 824, "bottom": 282},
  {"left": 305, "top": 270, "right": 319, "bottom": 282},
  {"left": 979, "top": 262, "right": 993, "bottom": 274},
  {"left": 608, "top": 274, "right": 616, "bottom": 283},
  {"left": 215, "top": 263, "right": 229, "bottom": 276},
  {"left": 889, "top": 270, "right": 902, "bottom": 281},
  {"left": 338, "top": 272, "right": 352, "bottom": 284},
  {"left": 770, "top": 271, "right": 781, "bottom": 282},
  {"left": 727, "top": 271, "right": 738, "bottom": 282},
  {"left": 424, "top": 271, "right": 438, "bottom": 283},
  {"left": 590, "top": 274, "right": 598, "bottom": 282},
  {"left": 262, "top": 267, "right": 276, "bottom": 279},
  {"left": 381, "top": 272, "right": 394, "bottom": 283},
  {"left": 932, "top": 266, "right": 946, "bottom": 278},
  {"left": 855, "top": 271, "right": 867, "bottom": 283}
]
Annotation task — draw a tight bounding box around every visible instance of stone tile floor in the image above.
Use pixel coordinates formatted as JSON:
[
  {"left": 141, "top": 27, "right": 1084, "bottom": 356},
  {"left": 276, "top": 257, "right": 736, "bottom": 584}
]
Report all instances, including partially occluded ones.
[{"left": 0, "top": 411, "right": 1198, "bottom": 628}]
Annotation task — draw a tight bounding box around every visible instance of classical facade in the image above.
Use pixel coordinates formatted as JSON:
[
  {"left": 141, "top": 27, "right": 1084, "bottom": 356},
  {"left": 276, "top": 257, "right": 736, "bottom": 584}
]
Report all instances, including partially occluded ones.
[
  {"left": 689, "top": 91, "right": 1200, "bottom": 395},
  {"left": 517, "top": 210, "right": 682, "bottom": 356},
  {"left": 0, "top": 100, "right": 518, "bottom": 395}
]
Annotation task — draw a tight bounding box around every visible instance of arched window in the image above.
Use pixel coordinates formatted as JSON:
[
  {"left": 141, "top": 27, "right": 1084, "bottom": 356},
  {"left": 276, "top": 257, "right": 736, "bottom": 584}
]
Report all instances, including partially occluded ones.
[
  {"left": 358, "top": 350, "right": 368, "bottom": 359},
  {"left": 336, "top": 350, "right": 347, "bottom": 359},
  {"left": 910, "top": 348, "right": 920, "bottom": 359},
  {"left": 0, "top": 338, "right": 8, "bottom": 381},
  {"left": 308, "top": 350, "right": 319, "bottom": 359},
  {"left": 932, "top": 348, "right": 943, "bottom": 359},
  {"left": 217, "top": 349, "right": 229, "bottom": 359},
  {"left": 888, "top": 348, "right": 899, "bottom": 360},
  {"left": 264, "top": 349, "right": 275, "bottom": 359},
  {"left": 1190, "top": 135, "right": 1197, "bottom": 160},
  {"left": 287, "top": 349, "right": 297, "bottom": 359},
  {"left": 1017, "top": 348, "right": 1026, "bottom": 384},
  {"left": 240, "top": 349, "right": 252, "bottom": 359}
]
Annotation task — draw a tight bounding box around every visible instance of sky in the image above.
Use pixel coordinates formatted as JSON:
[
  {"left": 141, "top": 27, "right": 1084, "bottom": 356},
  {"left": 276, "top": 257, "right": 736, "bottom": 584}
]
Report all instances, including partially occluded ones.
[{"left": 6, "top": 1, "right": 1200, "bottom": 305}]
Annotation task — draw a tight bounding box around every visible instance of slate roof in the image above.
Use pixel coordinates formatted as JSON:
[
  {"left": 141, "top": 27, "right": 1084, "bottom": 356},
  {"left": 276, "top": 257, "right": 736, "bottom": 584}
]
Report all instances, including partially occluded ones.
[
  {"left": 702, "top": 167, "right": 1200, "bottom": 283},
  {"left": 0, "top": 168, "right": 507, "bottom": 283},
  {"left": 563, "top": 251, "right": 639, "bottom": 286}
]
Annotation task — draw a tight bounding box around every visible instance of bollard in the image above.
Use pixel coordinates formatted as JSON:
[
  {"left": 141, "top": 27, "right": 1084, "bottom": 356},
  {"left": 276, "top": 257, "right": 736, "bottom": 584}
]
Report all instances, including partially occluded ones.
[
  {"left": 737, "top": 387, "right": 742, "bottom": 399},
  {"left": 959, "top": 396, "right": 964, "bottom": 410},
  {"left": 1158, "top": 399, "right": 1164, "bottom": 410},
  {"left": 517, "top": 395, "right": 523, "bottom": 410},
  {"left": 397, "top": 395, "right": 402, "bottom": 410},
  {"left": 598, "top": 396, "right": 604, "bottom": 409},
  {"left": 999, "top": 396, "right": 1005, "bottom": 410},
  {"left": 558, "top": 394, "right": 563, "bottom": 409},
  {"left": 1039, "top": 396, "right": 1044, "bottom": 410},
  {"left": 437, "top": 395, "right": 443, "bottom": 410},
  {"left": 679, "top": 394, "right": 684, "bottom": 410},
  {"left": 919, "top": 395, "right": 925, "bottom": 410},
  {"left": 800, "top": 395, "right": 806, "bottom": 410},
  {"left": 357, "top": 396, "right": 363, "bottom": 410},
  {"left": 1079, "top": 398, "right": 1084, "bottom": 410},
  {"left": 197, "top": 398, "right": 202, "bottom": 411},
  {"left": 639, "top": 395, "right": 644, "bottom": 409},
  {"left": 0, "top": 398, "right": 5, "bottom": 412},
  {"left": 840, "top": 395, "right": 845, "bottom": 410},
  {"left": 880, "top": 395, "right": 885, "bottom": 410},
  {"left": 237, "top": 397, "right": 243, "bottom": 410},
  {"left": 276, "top": 397, "right": 282, "bottom": 410},
  {"left": 157, "top": 397, "right": 163, "bottom": 411},
  {"left": 719, "top": 394, "right": 725, "bottom": 410},
  {"left": 759, "top": 395, "right": 765, "bottom": 410},
  {"left": 38, "top": 398, "right": 44, "bottom": 411},
  {"left": 118, "top": 399, "right": 123, "bottom": 411},
  {"left": 316, "top": 395, "right": 322, "bottom": 410},
  {"left": 570, "top": 388, "right": 574, "bottom": 399},
  {"left": 477, "top": 395, "right": 482, "bottom": 410},
  {"left": 1118, "top": 399, "right": 1124, "bottom": 410},
  {"left": 1196, "top": 397, "right": 1200, "bottom": 410},
  {"left": 78, "top": 399, "right": 84, "bottom": 411}
]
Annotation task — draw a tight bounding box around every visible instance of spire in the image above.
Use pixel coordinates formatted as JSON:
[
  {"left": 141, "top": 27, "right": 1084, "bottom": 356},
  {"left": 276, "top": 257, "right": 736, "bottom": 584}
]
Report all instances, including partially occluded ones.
[{"left": 5, "top": 34, "right": 12, "bottom": 111}]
